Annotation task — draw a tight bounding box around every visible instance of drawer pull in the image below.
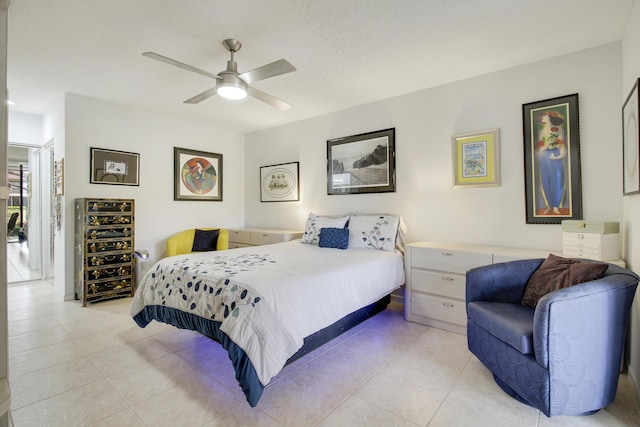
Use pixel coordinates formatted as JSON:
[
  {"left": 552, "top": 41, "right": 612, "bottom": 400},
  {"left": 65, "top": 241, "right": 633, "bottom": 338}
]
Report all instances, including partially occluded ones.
[
  {"left": 441, "top": 276, "right": 454, "bottom": 281},
  {"left": 441, "top": 252, "right": 453, "bottom": 256},
  {"left": 441, "top": 302, "right": 455, "bottom": 308}
]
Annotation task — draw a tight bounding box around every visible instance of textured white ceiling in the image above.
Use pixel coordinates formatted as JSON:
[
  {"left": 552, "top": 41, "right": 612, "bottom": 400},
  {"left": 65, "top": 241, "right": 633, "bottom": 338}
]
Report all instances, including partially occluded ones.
[{"left": 7, "top": 0, "right": 634, "bottom": 133}]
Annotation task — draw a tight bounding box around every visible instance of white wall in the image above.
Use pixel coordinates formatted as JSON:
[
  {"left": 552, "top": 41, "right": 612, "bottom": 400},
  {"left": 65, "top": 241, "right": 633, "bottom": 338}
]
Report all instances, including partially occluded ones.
[
  {"left": 42, "top": 94, "right": 65, "bottom": 297},
  {"left": 622, "top": 0, "right": 640, "bottom": 411},
  {"left": 246, "top": 43, "right": 623, "bottom": 252},
  {"left": 8, "top": 110, "right": 41, "bottom": 145},
  {"left": 60, "top": 94, "right": 245, "bottom": 300}
]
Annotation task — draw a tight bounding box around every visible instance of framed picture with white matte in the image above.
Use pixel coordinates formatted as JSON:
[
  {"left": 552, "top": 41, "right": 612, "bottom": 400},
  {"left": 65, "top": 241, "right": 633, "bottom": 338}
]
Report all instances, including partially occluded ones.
[{"left": 260, "top": 162, "right": 300, "bottom": 202}]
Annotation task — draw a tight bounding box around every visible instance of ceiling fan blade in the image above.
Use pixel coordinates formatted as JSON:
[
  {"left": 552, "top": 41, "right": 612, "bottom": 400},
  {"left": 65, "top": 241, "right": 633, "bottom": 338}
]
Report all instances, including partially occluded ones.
[
  {"left": 143, "top": 52, "right": 220, "bottom": 80},
  {"left": 183, "top": 88, "right": 218, "bottom": 104},
  {"left": 239, "top": 59, "right": 296, "bottom": 84},
  {"left": 248, "top": 87, "right": 292, "bottom": 111}
]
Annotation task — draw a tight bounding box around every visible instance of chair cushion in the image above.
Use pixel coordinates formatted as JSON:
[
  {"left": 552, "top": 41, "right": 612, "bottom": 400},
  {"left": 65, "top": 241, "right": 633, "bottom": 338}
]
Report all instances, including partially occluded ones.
[
  {"left": 467, "top": 301, "right": 535, "bottom": 355},
  {"left": 521, "top": 254, "right": 608, "bottom": 308},
  {"left": 192, "top": 229, "right": 219, "bottom": 252}
]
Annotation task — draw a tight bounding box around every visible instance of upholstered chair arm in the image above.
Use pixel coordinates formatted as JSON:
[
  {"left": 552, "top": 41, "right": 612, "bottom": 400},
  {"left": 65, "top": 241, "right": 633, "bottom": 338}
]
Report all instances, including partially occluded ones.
[
  {"left": 166, "top": 229, "right": 196, "bottom": 257},
  {"left": 466, "top": 259, "right": 544, "bottom": 308},
  {"left": 533, "top": 273, "right": 639, "bottom": 371},
  {"left": 217, "top": 229, "right": 229, "bottom": 250}
]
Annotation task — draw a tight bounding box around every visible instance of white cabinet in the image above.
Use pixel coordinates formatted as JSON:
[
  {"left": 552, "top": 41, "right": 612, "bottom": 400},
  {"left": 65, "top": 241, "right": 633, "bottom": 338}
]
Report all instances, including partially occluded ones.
[
  {"left": 228, "top": 228, "right": 303, "bottom": 249},
  {"left": 404, "top": 242, "right": 553, "bottom": 335},
  {"left": 562, "top": 232, "right": 619, "bottom": 261}
]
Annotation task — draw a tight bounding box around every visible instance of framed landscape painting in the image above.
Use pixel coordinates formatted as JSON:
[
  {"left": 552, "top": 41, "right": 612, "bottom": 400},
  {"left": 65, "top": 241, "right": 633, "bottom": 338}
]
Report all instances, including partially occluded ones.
[
  {"left": 523, "top": 93, "right": 582, "bottom": 224},
  {"left": 327, "top": 128, "right": 396, "bottom": 195}
]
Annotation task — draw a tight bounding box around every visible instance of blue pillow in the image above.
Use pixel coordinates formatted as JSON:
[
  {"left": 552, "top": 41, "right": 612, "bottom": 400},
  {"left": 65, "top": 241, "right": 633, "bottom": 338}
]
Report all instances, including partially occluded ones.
[{"left": 318, "top": 227, "right": 349, "bottom": 250}]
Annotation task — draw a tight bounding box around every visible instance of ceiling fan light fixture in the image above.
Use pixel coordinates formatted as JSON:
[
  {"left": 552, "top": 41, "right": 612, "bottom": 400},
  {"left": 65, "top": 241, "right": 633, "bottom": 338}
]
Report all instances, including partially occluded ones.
[{"left": 217, "top": 76, "right": 248, "bottom": 100}]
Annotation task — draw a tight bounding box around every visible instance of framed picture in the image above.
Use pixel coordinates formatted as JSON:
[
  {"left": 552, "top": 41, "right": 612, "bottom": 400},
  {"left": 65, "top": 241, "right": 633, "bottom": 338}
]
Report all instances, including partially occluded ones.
[
  {"left": 90, "top": 148, "right": 139, "bottom": 186},
  {"left": 260, "top": 162, "right": 300, "bottom": 202},
  {"left": 327, "top": 128, "right": 395, "bottom": 195},
  {"left": 451, "top": 128, "right": 500, "bottom": 188},
  {"left": 54, "top": 158, "right": 64, "bottom": 195},
  {"left": 523, "top": 93, "right": 582, "bottom": 224},
  {"left": 174, "top": 147, "right": 222, "bottom": 201},
  {"left": 623, "top": 78, "right": 640, "bottom": 196}
]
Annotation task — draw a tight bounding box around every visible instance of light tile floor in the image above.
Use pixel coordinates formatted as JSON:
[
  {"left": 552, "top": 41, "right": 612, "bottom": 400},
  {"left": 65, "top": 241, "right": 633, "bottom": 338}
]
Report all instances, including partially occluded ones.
[
  {"left": 6, "top": 280, "right": 640, "bottom": 426},
  {"left": 7, "top": 242, "right": 41, "bottom": 283}
]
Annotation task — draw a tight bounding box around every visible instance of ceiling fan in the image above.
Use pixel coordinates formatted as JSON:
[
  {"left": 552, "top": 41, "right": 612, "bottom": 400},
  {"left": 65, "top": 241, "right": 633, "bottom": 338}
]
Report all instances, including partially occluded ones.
[{"left": 143, "top": 39, "right": 296, "bottom": 110}]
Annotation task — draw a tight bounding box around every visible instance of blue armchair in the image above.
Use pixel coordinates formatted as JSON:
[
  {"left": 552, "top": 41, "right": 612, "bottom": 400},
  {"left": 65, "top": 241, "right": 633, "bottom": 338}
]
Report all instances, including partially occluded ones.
[{"left": 466, "top": 258, "right": 638, "bottom": 417}]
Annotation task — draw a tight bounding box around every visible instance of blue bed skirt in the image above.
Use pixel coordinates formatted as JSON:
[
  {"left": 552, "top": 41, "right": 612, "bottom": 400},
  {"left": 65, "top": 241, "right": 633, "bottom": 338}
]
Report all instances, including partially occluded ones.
[
  {"left": 133, "top": 294, "right": 391, "bottom": 406},
  {"left": 133, "top": 305, "right": 265, "bottom": 406}
]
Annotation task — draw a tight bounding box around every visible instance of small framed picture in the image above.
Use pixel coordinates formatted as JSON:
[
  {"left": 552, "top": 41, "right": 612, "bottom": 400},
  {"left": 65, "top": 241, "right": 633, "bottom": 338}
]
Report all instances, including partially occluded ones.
[
  {"left": 90, "top": 148, "right": 139, "bottom": 186},
  {"left": 623, "top": 78, "right": 640, "bottom": 196},
  {"left": 451, "top": 128, "right": 500, "bottom": 188},
  {"left": 174, "top": 147, "right": 223, "bottom": 201},
  {"left": 260, "top": 162, "right": 300, "bottom": 202}
]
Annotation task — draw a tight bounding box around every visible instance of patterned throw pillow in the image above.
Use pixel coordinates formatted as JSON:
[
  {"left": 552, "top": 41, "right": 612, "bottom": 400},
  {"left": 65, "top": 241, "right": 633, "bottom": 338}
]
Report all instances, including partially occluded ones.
[
  {"left": 521, "top": 254, "right": 608, "bottom": 308},
  {"left": 318, "top": 227, "right": 349, "bottom": 249},
  {"left": 347, "top": 215, "right": 400, "bottom": 252},
  {"left": 300, "top": 213, "right": 349, "bottom": 245},
  {"left": 192, "top": 229, "right": 219, "bottom": 252}
]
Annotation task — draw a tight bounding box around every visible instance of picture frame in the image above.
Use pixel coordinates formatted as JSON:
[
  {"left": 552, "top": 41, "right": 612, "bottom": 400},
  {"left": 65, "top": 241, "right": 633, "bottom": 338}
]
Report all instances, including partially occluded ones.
[
  {"left": 523, "top": 93, "right": 582, "bottom": 224},
  {"left": 90, "top": 148, "right": 139, "bottom": 186},
  {"left": 623, "top": 78, "right": 640, "bottom": 196},
  {"left": 327, "top": 128, "right": 395, "bottom": 195},
  {"left": 54, "top": 158, "right": 64, "bottom": 195},
  {"left": 260, "top": 162, "right": 300, "bottom": 202},
  {"left": 451, "top": 128, "right": 500, "bottom": 188},
  {"left": 174, "top": 147, "right": 223, "bottom": 201}
]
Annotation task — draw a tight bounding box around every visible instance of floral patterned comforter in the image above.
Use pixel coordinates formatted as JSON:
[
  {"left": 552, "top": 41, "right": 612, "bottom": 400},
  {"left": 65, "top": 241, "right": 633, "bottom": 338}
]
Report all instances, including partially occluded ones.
[{"left": 131, "top": 240, "right": 405, "bottom": 387}]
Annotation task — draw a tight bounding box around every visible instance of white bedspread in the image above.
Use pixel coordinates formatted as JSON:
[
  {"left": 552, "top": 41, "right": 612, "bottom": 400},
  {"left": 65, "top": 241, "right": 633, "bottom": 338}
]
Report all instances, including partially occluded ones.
[{"left": 131, "top": 240, "right": 404, "bottom": 385}]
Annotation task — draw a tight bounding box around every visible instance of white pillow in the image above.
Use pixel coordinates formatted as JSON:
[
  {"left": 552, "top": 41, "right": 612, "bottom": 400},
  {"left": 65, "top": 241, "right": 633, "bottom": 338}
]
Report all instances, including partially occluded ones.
[
  {"left": 300, "top": 213, "right": 349, "bottom": 245},
  {"left": 348, "top": 214, "right": 400, "bottom": 251},
  {"left": 354, "top": 211, "right": 406, "bottom": 252}
]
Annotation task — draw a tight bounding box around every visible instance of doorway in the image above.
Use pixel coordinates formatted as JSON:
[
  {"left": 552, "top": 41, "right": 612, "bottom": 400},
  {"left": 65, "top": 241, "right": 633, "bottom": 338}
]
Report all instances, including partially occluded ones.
[{"left": 7, "top": 144, "right": 42, "bottom": 282}]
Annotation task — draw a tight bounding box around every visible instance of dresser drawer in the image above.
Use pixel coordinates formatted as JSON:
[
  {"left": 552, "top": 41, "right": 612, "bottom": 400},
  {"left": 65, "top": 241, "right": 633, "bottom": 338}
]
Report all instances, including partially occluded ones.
[
  {"left": 229, "top": 230, "right": 251, "bottom": 245},
  {"left": 250, "top": 232, "right": 284, "bottom": 246},
  {"left": 410, "top": 269, "right": 465, "bottom": 300},
  {"left": 562, "top": 232, "right": 619, "bottom": 260},
  {"left": 410, "top": 293, "right": 466, "bottom": 327},
  {"left": 410, "top": 247, "right": 492, "bottom": 274}
]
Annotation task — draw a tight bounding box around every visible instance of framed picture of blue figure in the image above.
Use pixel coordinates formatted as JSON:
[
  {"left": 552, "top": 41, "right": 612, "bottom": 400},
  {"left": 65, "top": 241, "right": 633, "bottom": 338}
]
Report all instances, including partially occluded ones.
[{"left": 523, "top": 93, "right": 583, "bottom": 224}]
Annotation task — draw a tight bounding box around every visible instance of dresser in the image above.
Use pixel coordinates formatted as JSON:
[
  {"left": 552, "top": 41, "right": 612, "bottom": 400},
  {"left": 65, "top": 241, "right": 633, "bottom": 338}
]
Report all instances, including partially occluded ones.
[
  {"left": 404, "top": 242, "right": 554, "bottom": 335},
  {"left": 228, "top": 228, "right": 303, "bottom": 249},
  {"left": 75, "top": 198, "right": 135, "bottom": 306}
]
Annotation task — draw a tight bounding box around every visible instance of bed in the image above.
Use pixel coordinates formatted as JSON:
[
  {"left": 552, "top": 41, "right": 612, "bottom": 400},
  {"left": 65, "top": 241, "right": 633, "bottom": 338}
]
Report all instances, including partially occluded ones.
[{"left": 131, "top": 213, "right": 405, "bottom": 406}]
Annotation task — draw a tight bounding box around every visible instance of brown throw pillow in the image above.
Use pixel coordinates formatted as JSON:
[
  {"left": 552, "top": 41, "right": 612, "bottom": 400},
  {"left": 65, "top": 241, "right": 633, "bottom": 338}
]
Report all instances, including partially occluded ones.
[{"left": 521, "top": 254, "right": 608, "bottom": 308}]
